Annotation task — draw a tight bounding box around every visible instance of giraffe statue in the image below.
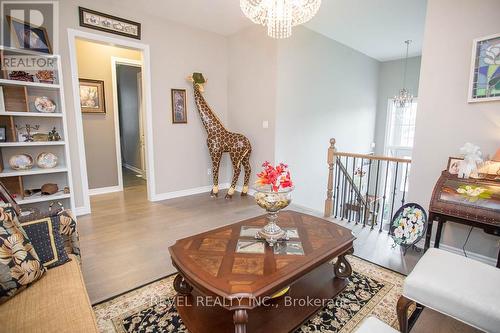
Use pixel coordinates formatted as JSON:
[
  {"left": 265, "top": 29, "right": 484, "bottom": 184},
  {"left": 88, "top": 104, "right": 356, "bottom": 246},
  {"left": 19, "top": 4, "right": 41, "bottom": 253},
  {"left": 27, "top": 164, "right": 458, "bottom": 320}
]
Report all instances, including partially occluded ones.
[{"left": 187, "top": 72, "right": 252, "bottom": 199}]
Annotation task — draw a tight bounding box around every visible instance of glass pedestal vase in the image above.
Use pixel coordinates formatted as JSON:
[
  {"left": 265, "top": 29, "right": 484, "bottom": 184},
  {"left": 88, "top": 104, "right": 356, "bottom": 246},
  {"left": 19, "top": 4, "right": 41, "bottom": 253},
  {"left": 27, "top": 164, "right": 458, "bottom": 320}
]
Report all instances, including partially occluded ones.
[{"left": 253, "top": 185, "right": 293, "bottom": 246}]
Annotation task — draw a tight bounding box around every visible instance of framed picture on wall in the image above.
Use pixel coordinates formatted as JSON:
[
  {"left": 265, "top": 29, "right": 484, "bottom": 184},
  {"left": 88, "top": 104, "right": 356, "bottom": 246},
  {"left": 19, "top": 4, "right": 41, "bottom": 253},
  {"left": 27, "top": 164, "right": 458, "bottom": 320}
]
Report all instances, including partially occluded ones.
[
  {"left": 6, "top": 15, "right": 52, "bottom": 54},
  {"left": 79, "top": 7, "right": 141, "bottom": 40},
  {"left": 79, "top": 79, "right": 106, "bottom": 114},
  {"left": 171, "top": 89, "right": 187, "bottom": 124},
  {"left": 468, "top": 33, "right": 500, "bottom": 103}
]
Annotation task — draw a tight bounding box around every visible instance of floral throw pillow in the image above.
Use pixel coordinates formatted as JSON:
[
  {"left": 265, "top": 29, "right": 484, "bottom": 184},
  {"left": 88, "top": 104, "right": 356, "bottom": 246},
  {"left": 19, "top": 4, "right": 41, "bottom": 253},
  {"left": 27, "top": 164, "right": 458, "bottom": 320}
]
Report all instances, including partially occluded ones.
[
  {"left": 390, "top": 203, "right": 427, "bottom": 248},
  {"left": 0, "top": 204, "right": 45, "bottom": 304}
]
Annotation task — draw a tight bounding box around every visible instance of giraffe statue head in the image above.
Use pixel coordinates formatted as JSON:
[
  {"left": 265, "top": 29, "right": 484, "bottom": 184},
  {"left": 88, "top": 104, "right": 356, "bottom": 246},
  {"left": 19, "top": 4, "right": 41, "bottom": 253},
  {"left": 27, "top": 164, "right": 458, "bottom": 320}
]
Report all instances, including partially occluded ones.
[{"left": 187, "top": 72, "right": 206, "bottom": 93}]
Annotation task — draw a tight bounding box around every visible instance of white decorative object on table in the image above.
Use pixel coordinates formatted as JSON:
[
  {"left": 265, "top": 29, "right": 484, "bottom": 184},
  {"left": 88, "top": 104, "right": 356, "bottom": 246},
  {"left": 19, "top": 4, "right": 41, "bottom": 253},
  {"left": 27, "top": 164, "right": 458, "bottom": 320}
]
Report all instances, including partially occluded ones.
[
  {"left": 458, "top": 143, "right": 482, "bottom": 178},
  {"left": 36, "top": 152, "right": 58, "bottom": 169}
]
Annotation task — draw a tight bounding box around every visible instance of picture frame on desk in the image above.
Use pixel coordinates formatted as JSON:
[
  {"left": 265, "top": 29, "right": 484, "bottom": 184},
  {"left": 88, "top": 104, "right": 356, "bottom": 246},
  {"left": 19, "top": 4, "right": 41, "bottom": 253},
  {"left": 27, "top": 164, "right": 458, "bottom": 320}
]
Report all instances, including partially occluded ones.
[{"left": 447, "top": 156, "right": 464, "bottom": 175}]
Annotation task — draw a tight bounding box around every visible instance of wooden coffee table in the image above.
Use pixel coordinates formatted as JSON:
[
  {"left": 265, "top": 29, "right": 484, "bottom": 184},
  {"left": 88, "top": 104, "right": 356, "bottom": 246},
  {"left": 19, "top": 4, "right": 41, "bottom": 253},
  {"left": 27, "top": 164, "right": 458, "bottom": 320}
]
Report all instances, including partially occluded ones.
[{"left": 169, "top": 210, "right": 355, "bottom": 333}]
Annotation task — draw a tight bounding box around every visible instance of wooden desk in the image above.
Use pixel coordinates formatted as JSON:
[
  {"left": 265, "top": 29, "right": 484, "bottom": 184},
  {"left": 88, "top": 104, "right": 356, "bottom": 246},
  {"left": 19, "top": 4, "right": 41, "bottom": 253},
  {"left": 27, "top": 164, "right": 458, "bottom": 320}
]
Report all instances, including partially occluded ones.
[
  {"left": 168, "top": 210, "right": 356, "bottom": 333},
  {"left": 424, "top": 172, "right": 500, "bottom": 267}
]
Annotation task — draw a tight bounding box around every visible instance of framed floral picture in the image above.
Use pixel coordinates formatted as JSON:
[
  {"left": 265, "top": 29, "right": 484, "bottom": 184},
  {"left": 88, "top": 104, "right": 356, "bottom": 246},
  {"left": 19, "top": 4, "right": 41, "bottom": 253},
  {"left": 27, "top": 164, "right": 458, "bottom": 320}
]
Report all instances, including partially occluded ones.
[
  {"left": 468, "top": 33, "right": 500, "bottom": 103},
  {"left": 171, "top": 89, "right": 187, "bottom": 124},
  {"left": 79, "top": 79, "right": 106, "bottom": 114}
]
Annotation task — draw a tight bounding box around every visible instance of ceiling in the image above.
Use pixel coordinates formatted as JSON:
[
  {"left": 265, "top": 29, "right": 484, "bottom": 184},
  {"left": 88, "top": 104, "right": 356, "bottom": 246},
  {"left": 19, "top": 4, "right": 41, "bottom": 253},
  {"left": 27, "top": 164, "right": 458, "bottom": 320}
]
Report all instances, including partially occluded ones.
[{"left": 112, "top": 0, "right": 427, "bottom": 61}]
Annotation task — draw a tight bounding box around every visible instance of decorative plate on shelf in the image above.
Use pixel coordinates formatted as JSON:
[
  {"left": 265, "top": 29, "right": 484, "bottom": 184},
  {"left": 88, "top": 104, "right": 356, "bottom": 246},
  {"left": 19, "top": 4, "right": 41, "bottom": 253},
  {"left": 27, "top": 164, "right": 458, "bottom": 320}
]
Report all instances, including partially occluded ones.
[
  {"left": 34, "top": 96, "right": 56, "bottom": 113},
  {"left": 9, "top": 154, "right": 34, "bottom": 170},
  {"left": 36, "top": 152, "right": 58, "bottom": 169},
  {"left": 390, "top": 203, "right": 427, "bottom": 248}
]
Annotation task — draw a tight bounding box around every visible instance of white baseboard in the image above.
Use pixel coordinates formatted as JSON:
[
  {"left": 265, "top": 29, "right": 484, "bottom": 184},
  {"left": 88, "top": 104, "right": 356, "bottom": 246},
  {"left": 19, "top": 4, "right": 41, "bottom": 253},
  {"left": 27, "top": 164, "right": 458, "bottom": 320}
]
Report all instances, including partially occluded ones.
[
  {"left": 89, "top": 185, "right": 122, "bottom": 196},
  {"left": 123, "top": 163, "right": 146, "bottom": 177},
  {"left": 151, "top": 183, "right": 230, "bottom": 202},
  {"left": 75, "top": 206, "right": 91, "bottom": 216},
  {"left": 429, "top": 241, "right": 497, "bottom": 267}
]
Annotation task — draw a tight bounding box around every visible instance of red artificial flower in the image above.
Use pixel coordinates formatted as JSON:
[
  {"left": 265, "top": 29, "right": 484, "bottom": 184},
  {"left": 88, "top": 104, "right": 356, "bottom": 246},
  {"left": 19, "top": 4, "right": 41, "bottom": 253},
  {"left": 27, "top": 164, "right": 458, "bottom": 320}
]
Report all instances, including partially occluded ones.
[{"left": 256, "top": 162, "right": 293, "bottom": 192}]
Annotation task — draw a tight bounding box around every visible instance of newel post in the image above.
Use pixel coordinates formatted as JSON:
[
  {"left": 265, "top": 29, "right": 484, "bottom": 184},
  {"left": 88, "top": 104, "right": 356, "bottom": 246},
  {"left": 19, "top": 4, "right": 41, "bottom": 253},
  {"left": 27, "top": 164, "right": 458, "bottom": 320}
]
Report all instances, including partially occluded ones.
[{"left": 324, "top": 138, "right": 337, "bottom": 217}]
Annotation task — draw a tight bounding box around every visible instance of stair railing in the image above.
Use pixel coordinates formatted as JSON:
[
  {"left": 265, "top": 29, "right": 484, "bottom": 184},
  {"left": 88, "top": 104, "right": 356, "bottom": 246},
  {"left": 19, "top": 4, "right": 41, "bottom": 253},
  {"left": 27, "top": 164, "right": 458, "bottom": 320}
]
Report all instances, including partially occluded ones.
[{"left": 324, "top": 138, "right": 412, "bottom": 231}]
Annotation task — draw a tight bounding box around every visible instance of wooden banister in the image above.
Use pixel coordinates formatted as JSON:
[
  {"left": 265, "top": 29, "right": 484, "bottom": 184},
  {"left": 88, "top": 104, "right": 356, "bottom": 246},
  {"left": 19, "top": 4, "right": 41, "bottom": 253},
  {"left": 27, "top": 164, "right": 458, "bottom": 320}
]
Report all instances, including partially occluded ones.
[
  {"left": 335, "top": 152, "right": 411, "bottom": 164},
  {"left": 324, "top": 138, "right": 412, "bottom": 219},
  {"left": 324, "top": 138, "right": 336, "bottom": 217}
]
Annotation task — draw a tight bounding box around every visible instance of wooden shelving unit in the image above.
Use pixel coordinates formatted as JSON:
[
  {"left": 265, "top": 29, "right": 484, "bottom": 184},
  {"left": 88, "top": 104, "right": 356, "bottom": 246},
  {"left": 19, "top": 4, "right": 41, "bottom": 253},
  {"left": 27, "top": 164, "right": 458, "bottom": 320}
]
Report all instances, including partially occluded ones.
[{"left": 0, "top": 46, "right": 75, "bottom": 212}]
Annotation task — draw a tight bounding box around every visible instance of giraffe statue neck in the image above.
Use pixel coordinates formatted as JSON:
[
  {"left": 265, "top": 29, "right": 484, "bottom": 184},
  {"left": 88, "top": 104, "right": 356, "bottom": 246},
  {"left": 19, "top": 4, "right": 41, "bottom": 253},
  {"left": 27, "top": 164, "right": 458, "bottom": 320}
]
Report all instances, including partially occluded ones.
[{"left": 193, "top": 83, "right": 226, "bottom": 135}]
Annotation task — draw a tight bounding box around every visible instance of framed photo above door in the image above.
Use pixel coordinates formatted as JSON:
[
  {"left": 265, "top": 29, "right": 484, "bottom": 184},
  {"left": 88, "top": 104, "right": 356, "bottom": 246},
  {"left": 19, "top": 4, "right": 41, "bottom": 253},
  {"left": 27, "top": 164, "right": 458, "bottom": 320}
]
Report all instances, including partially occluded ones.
[{"left": 79, "top": 78, "right": 106, "bottom": 113}]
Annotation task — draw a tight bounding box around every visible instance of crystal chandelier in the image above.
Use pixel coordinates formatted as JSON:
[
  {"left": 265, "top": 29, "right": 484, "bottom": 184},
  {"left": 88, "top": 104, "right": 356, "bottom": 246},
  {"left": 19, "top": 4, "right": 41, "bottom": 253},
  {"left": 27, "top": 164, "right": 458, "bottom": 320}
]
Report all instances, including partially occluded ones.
[
  {"left": 240, "top": 0, "right": 322, "bottom": 39},
  {"left": 394, "top": 40, "right": 414, "bottom": 108}
]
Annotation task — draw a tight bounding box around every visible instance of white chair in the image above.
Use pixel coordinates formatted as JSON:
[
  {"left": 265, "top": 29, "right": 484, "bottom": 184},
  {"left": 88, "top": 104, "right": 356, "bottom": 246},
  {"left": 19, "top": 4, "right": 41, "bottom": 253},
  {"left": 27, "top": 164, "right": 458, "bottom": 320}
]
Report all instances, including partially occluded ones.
[
  {"left": 355, "top": 316, "right": 399, "bottom": 333},
  {"left": 397, "top": 248, "right": 500, "bottom": 333}
]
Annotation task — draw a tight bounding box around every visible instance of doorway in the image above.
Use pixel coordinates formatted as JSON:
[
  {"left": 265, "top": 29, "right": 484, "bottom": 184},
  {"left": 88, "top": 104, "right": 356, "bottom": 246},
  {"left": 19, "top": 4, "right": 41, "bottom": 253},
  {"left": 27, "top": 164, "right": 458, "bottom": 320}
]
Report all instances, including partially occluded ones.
[
  {"left": 68, "top": 29, "right": 155, "bottom": 215},
  {"left": 112, "top": 58, "right": 147, "bottom": 189}
]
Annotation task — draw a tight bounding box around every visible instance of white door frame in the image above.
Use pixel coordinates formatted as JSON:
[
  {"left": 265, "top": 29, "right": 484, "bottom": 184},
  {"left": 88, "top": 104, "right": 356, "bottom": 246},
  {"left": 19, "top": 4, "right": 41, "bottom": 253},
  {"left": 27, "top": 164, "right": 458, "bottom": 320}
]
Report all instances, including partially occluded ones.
[
  {"left": 67, "top": 29, "right": 156, "bottom": 215},
  {"left": 110, "top": 57, "right": 144, "bottom": 190}
]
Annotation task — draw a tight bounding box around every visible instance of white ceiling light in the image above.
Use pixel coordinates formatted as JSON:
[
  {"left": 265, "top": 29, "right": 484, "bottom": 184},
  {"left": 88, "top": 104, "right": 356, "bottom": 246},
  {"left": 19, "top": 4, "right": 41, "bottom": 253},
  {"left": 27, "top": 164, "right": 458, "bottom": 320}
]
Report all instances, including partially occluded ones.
[{"left": 240, "top": 0, "right": 322, "bottom": 39}]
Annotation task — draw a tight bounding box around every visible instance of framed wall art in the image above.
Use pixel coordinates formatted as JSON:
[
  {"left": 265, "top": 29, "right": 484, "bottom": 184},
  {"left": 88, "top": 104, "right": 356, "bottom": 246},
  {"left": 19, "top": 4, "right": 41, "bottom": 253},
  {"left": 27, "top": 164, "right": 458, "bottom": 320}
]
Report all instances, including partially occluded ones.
[
  {"left": 6, "top": 15, "right": 52, "bottom": 54},
  {"left": 468, "top": 33, "right": 500, "bottom": 103},
  {"left": 79, "top": 79, "right": 106, "bottom": 114},
  {"left": 79, "top": 7, "right": 141, "bottom": 40},
  {"left": 171, "top": 89, "right": 187, "bottom": 124}
]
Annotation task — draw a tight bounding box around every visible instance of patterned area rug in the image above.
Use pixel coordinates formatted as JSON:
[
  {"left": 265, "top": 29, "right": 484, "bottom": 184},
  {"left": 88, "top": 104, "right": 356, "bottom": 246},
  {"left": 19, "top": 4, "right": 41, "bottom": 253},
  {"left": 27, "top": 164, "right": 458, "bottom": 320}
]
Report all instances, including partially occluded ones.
[{"left": 94, "top": 256, "right": 405, "bottom": 333}]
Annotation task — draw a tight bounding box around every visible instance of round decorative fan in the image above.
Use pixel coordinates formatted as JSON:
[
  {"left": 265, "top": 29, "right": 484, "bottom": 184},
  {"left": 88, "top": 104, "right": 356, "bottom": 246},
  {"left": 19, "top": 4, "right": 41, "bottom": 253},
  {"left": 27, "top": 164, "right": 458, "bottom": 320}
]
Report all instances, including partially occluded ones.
[{"left": 390, "top": 203, "right": 427, "bottom": 249}]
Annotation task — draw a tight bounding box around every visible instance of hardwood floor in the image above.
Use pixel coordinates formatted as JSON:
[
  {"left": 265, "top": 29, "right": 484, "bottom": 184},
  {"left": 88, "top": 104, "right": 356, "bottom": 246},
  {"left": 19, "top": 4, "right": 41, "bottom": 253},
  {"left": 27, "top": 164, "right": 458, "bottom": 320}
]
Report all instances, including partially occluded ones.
[{"left": 79, "top": 185, "right": 477, "bottom": 332}]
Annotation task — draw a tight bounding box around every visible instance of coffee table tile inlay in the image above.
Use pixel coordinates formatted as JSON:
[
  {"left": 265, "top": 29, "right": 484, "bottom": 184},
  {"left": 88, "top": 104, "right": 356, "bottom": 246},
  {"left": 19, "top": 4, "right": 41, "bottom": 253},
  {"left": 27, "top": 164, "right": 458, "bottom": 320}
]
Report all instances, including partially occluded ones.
[{"left": 169, "top": 210, "right": 355, "bottom": 333}]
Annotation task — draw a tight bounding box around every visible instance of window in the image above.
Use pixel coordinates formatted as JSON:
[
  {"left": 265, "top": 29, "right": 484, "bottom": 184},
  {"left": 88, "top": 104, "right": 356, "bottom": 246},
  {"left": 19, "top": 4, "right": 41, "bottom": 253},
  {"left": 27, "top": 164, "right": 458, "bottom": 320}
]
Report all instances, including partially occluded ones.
[
  {"left": 385, "top": 99, "right": 418, "bottom": 153},
  {"left": 384, "top": 99, "right": 417, "bottom": 193}
]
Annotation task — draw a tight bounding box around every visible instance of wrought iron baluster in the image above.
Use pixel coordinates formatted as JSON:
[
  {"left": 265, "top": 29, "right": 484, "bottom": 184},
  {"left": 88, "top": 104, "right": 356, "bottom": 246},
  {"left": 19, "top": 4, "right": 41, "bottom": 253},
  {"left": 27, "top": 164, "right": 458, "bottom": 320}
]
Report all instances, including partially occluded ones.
[
  {"left": 380, "top": 160, "right": 390, "bottom": 232},
  {"left": 349, "top": 157, "right": 356, "bottom": 222},
  {"left": 389, "top": 162, "right": 399, "bottom": 234},
  {"left": 401, "top": 162, "right": 409, "bottom": 206},
  {"left": 333, "top": 157, "right": 338, "bottom": 218},
  {"left": 363, "top": 159, "right": 372, "bottom": 227},
  {"left": 334, "top": 157, "right": 341, "bottom": 218},
  {"left": 356, "top": 158, "right": 363, "bottom": 225},
  {"left": 342, "top": 156, "right": 348, "bottom": 220},
  {"left": 372, "top": 160, "right": 381, "bottom": 230}
]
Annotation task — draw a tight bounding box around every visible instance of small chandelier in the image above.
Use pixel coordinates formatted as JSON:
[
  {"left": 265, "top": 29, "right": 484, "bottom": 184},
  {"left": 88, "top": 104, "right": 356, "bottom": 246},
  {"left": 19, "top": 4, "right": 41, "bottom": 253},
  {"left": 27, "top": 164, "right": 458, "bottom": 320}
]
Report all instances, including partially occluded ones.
[
  {"left": 240, "top": 0, "right": 322, "bottom": 39},
  {"left": 394, "top": 40, "right": 414, "bottom": 108}
]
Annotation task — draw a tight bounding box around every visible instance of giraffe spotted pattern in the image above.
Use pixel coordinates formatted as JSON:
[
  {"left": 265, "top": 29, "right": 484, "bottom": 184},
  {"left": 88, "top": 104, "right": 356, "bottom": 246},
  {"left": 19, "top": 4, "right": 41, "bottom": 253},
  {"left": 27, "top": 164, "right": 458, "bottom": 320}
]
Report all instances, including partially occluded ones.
[{"left": 191, "top": 79, "right": 252, "bottom": 199}]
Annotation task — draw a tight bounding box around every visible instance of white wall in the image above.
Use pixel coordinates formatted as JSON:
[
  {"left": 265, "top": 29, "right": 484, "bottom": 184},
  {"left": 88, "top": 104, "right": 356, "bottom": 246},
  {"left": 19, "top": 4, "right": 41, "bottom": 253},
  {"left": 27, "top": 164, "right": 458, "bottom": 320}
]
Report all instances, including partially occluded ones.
[
  {"left": 275, "top": 27, "right": 380, "bottom": 212},
  {"left": 59, "top": 0, "right": 230, "bottom": 209},
  {"left": 374, "top": 57, "right": 421, "bottom": 154},
  {"left": 409, "top": 0, "right": 500, "bottom": 261},
  {"left": 227, "top": 26, "right": 277, "bottom": 187}
]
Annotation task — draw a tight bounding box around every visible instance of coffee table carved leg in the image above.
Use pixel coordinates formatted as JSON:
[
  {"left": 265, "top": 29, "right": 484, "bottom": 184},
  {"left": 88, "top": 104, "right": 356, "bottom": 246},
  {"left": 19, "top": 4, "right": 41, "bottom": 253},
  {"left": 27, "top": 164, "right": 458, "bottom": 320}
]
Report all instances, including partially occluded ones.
[
  {"left": 334, "top": 248, "right": 354, "bottom": 279},
  {"left": 233, "top": 309, "right": 248, "bottom": 333},
  {"left": 173, "top": 274, "right": 193, "bottom": 295},
  {"left": 396, "top": 295, "right": 414, "bottom": 333}
]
